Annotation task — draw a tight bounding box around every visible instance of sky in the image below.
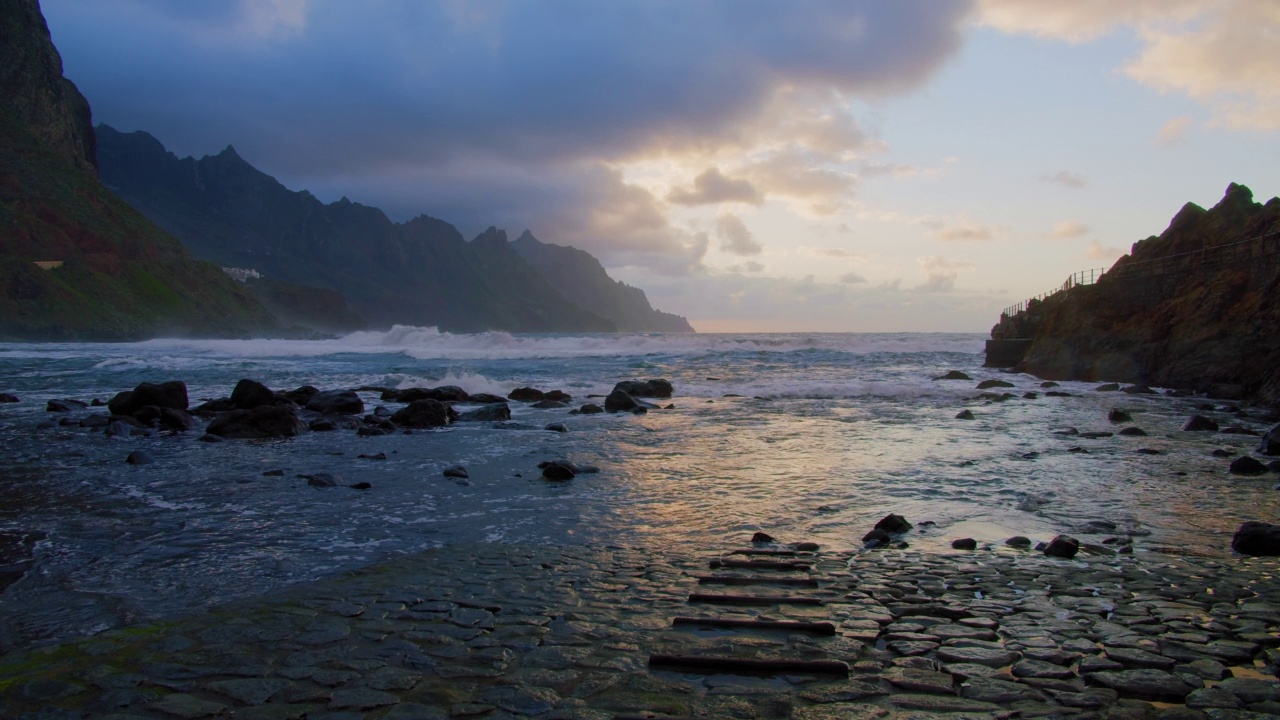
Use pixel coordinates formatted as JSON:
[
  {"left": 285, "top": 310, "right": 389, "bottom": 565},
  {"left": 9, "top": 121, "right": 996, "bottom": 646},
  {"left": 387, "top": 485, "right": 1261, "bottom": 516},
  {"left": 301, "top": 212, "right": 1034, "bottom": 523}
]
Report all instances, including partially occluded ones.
[{"left": 41, "top": 0, "right": 1280, "bottom": 333}]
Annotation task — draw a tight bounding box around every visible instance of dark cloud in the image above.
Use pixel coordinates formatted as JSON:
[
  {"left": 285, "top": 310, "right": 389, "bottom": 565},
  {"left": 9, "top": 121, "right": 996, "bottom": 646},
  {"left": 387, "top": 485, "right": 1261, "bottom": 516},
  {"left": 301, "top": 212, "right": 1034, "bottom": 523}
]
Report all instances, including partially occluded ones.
[
  {"left": 716, "top": 214, "right": 763, "bottom": 256},
  {"left": 43, "top": 0, "right": 972, "bottom": 269},
  {"left": 668, "top": 168, "right": 763, "bottom": 206}
]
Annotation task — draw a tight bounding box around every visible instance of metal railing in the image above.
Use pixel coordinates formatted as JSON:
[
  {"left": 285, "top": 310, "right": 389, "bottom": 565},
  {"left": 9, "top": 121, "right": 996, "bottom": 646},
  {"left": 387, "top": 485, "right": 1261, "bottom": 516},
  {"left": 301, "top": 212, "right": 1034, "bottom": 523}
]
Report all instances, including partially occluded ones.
[{"left": 1001, "top": 229, "right": 1280, "bottom": 320}]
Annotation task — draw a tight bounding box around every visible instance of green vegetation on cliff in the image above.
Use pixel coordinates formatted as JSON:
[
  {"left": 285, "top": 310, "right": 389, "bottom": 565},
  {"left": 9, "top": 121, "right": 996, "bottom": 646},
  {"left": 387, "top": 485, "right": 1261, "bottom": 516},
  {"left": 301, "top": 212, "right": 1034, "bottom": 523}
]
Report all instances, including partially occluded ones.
[{"left": 0, "top": 0, "right": 277, "bottom": 341}]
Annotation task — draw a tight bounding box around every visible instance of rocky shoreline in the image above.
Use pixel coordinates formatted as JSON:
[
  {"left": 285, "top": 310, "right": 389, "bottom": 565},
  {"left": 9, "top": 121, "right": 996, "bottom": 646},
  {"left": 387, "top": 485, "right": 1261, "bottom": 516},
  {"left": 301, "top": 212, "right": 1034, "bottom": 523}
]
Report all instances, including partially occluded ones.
[{"left": 3, "top": 541, "right": 1280, "bottom": 719}]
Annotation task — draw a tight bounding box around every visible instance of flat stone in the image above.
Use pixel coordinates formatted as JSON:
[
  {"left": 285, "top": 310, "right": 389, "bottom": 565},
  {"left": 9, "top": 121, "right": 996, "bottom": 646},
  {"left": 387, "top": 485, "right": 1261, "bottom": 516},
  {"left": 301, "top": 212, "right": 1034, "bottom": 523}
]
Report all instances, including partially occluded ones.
[
  {"left": 798, "top": 681, "right": 889, "bottom": 702},
  {"left": 881, "top": 667, "right": 954, "bottom": 694},
  {"left": 206, "top": 678, "right": 292, "bottom": 705},
  {"left": 1089, "top": 669, "right": 1199, "bottom": 701},
  {"left": 886, "top": 640, "right": 938, "bottom": 656},
  {"left": 1216, "top": 678, "right": 1280, "bottom": 704},
  {"left": 381, "top": 703, "right": 450, "bottom": 720},
  {"left": 328, "top": 687, "right": 401, "bottom": 710},
  {"left": 1012, "top": 659, "right": 1078, "bottom": 680},
  {"left": 1022, "top": 647, "right": 1082, "bottom": 666},
  {"left": 888, "top": 693, "right": 999, "bottom": 712},
  {"left": 311, "top": 669, "right": 358, "bottom": 687},
  {"left": 235, "top": 706, "right": 312, "bottom": 720},
  {"left": 936, "top": 645, "right": 1019, "bottom": 667},
  {"left": 942, "top": 662, "right": 1007, "bottom": 680},
  {"left": 1105, "top": 646, "right": 1177, "bottom": 669},
  {"left": 364, "top": 667, "right": 421, "bottom": 691},
  {"left": 478, "top": 685, "right": 561, "bottom": 715},
  {"left": 791, "top": 707, "right": 889, "bottom": 720},
  {"left": 1186, "top": 687, "right": 1243, "bottom": 709},
  {"left": 960, "top": 676, "right": 1046, "bottom": 703},
  {"left": 932, "top": 624, "right": 999, "bottom": 641},
  {"left": 1079, "top": 655, "right": 1124, "bottom": 673},
  {"left": 1184, "top": 658, "right": 1230, "bottom": 680},
  {"left": 150, "top": 693, "right": 229, "bottom": 718}
]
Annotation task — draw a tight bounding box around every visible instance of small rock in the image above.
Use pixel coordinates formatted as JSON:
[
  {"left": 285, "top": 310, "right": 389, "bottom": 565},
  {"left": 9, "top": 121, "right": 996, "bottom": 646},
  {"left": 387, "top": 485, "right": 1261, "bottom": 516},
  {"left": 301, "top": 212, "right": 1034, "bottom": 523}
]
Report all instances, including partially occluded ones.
[
  {"left": 1044, "top": 535, "right": 1079, "bottom": 559},
  {"left": 0, "top": 393, "right": 18, "bottom": 403},
  {"left": 442, "top": 465, "right": 469, "bottom": 479},
  {"left": 306, "top": 473, "right": 339, "bottom": 487},
  {"left": 1119, "top": 426, "right": 1147, "bottom": 436},
  {"left": 1041, "top": 381, "right": 1059, "bottom": 388},
  {"left": 751, "top": 531, "right": 775, "bottom": 543},
  {"left": 874, "top": 513, "right": 912, "bottom": 534},
  {"left": 578, "top": 403, "right": 604, "bottom": 414},
  {"left": 358, "top": 452, "right": 387, "bottom": 460},
  {"left": 956, "top": 409, "right": 975, "bottom": 420},
  {"left": 1095, "top": 383, "right": 1120, "bottom": 392},
  {"left": 1005, "top": 536, "right": 1032, "bottom": 547},
  {"left": 1089, "top": 669, "right": 1198, "bottom": 701},
  {"left": 1182, "top": 415, "right": 1219, "bottom": 432},
  {"left": 976, "top": 379, "right": 1015, "bottom": 389},
  {"left": 1109, "top": 409, "right": 1133, "bottom": 422},
  {"left": 350, "top": 482, "right": 372, "bottom": 490},
  {"left": 1232, "top": 521, "right": 1280, "bottom": 556},
  {"left": 126, "top": 450, "right": 155, "bottom": 465},
  {"left": 934, "top": 371, "right": 971, "bottom": 381},
  {"left": 951, "top": 538, "right": 977, "bottom": 550},
  {"left": 545, "top": 422, "right": 568, "bottom": 433},
  {"left": 540, "top": 461, "right": 577, "bottom": 481},
  {"left": 1229, "top": 456, "right": 1268, "bottom": 476}
]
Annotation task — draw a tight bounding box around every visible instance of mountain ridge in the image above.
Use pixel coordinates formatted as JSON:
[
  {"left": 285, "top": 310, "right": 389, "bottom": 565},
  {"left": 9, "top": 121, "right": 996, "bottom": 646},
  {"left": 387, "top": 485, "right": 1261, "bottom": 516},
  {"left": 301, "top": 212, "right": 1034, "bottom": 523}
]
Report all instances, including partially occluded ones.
[{"left": 97, "top": 125, "right": 694, "bottom": 334}]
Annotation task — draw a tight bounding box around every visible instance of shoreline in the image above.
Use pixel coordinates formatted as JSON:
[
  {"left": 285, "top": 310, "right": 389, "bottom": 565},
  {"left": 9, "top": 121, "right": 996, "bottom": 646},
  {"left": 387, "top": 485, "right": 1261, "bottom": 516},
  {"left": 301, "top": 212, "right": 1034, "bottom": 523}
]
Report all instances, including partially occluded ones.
[{"left": 3, "top": 541, "right": 1279, "bottom": 719}]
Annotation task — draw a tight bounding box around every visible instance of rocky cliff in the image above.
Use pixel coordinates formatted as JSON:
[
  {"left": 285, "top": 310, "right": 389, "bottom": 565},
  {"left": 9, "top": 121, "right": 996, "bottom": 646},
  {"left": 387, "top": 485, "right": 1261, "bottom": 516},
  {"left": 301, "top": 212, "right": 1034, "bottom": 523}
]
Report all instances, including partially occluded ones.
[
  {"left": 510, "top": 231, "right": 694, "bottom": 332},
  {"left": 0, "top": 0, "right": 277, "bottom": 340},
  {"left": 995, "top": 183, "right": 1280, "bottom": 402},
  {"left": 96, "top": 125, "right": 626, "bottom": 333},
  {"left": 0, "top": 0, "right": 95, "bottom": 173}
]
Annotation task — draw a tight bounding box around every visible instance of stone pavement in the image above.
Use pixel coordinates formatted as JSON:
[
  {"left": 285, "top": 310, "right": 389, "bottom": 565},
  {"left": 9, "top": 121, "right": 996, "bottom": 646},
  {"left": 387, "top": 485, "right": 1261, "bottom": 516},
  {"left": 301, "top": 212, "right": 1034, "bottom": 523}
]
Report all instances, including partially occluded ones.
[{"left": 3, "top": 543, "right": 1280, "bottom": 719}]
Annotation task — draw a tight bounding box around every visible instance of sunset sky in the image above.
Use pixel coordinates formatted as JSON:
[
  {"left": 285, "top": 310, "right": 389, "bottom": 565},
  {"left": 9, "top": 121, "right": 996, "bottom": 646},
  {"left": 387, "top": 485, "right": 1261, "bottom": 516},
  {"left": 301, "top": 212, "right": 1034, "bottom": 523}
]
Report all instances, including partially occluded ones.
[{"left": 41, "top": 0, "right": 1280, "bottom": 332}]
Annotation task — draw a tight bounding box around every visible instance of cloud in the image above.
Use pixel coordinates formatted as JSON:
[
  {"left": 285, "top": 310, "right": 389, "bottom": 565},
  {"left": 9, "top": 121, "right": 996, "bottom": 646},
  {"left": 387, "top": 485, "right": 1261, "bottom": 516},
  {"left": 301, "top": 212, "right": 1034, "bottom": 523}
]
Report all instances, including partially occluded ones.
[
  {"left": 930, "top": 216, "right": 1000, "bottom": 241},
  {"left": 1051, "top": 220, "right": 1090, "bottom": 239},
  {"left": 667, "top": 167, "right": 763, "bottom": 206},
  {"left": 914, "top": 256, "right": 975, "bottom": 293},
  {"left": 979, "top": 0, "right": 1280, "bottom": 131},
  {"left": 1040, "top": 171, "right": 1087, "bottom": 188},
  {"left": 811, "top": 247, "right": 864, "bottom": 259},
  {"left": 43, "top": 0, "right": 971, "bottom": 274},
  {"left": 1155, "top": 115, "right": 1193, "bottom": 146},
  {"left": 839, "top": 271, "right": 868, "bottom": 284},
  {"left": 715, "top": 214, "right": 764, "bottom": 257},
  {"left": 1085, "top": 239, "right": 1125, "bottom": 261}
]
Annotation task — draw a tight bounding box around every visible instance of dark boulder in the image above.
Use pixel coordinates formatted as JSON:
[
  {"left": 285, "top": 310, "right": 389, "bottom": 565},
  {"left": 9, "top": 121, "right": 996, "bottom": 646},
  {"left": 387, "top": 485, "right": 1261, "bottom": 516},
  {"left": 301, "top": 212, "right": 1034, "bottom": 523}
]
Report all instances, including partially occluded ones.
[
  {"left": 976, "top": 379, "right": 1014, "bottom": 389},
  {"left": 545, "top": 422, "right": 568, "bottom": 433},
  {"left": 613, "top": 379, "right": 673, "bottom": 398},
  {"left": 531, "top": 400, "right": 568, "bottom": 409},
  {"left": 874, "top": 514, "right": 912, "bottom": 534},
  {"left": 1182, "top": 415, "right": 1219, "bottom": 432},
  {"left": 933, "top": 371, "right": 971, "bottom": 381},
  {"left": 306, "top": 390, "right": 364, "bottom": 415},
  {"left": 1005, "top": 536, "right": 1032, "bottom": 547},
  {"left": 206, "top": 406, "right": 308, "bottom": 439},
  {"left": 1095, "top": 383, "right": 1120, "bottom": 392},
  {"left": 862, "top": 528, "right": 890, "bottom": 546},
  {"left": 108, "top": 381, "right": 188, "bottom": 416},
  {"left": 391, "top": 386, "right": 469, "bottom": 403},
  {"left": 1212, "top": 448, "right": 1235, "bottom": 458},
  {"left": 544, "top": 390, "right": 572, "bottom": 402},
  {"left": 578, "top": 403, "right": 604, "bottom": 415},
  {"left": 390, "top": 399, "right": 453, "bottom": 428},
  {"left": 1230, "top": 456, "right": 1268, "bottom": 476},
  {"left": 951, "top": 538, "right": 978, "bottom": 550},
  {"left": 305, "top": 473, "right": 339, "bottom": 487},
  {"left": 230, "top": 379, "right": 276, "bottom": 410},
  {"left": 1260, "top": 423, "right": 1280, "bottom": 456},
  {"left": 281, "top": 385, "right": 319, "bottom": 406},
  {"left": 1232, "top": 522, "right": 1280, "bottom": 556},
  {"left": 751, "top": 531, "right": 775, "bottom": 543},
  {"left": 426, "top": 385, "right": 468, "bottom": 402},
  {"left": 1119, "top": 427, "right": 1147, "bottom": 436},
  {"left": 350, "top": 482, "right": 372, "bottom": 490},
  {"left": 1040, "top": 381, "right": 1059, "bottom": 388},
  {"left": 956, "top": 409, "right": 975, "bottom": 420},
  {"left": 310, "top": 419, "right": 336, "bottom": 431},
  {"left": 133, "top": 406, "right": 198, "bottom": 431},
  {"left": 46, "top": 399, "right": 85, "bottom": 412},
  {"left": 540, "top": 461, "right": 577, "bottom": 481},
  {"left": 1108, "top": 409, "right": 1132, "bottom": 422},
  {"left": 443, "top": 465, "right": 469, "bottom": 479},
  {"left": 125, "top": 450, "right": 155, "bottom": 465},
  {"left": 468, "top": 393, "right": 507, "bottom": 404},
  {"left": 508, "top": 387, "right": 545, "bottom": 402},
  {"left": 1044, "top": 535, "right": 1079, "bottom": 559},
  {"left": 191, "top": 398, "right": 237, "bottom": 415},
  {"left": 456, "top": 403, "right": 511, "bottom": 422},
  {"left": 104, "top": 420, "right": 130, "bottom": 437},
  {"left": 0, "top": 393, "right": 17, "bottom": 403},
  {"left": 1023, "top": 392, "right": 1038, "bottom": 399},
  {"left": 604, "top": 389, "right": 640, "bottom": 413},
  {"left": 1122, "top": 385, "right": 1157, "bottom": 394}
]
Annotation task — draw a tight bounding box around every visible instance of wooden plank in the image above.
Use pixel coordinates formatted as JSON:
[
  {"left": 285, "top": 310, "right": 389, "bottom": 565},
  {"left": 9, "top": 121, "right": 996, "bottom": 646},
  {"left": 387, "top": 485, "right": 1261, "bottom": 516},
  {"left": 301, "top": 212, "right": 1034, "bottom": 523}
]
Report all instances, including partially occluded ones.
[
  {"left": 696, "top": 575, "right": 819, "bottom": 588},
  {"left": 672, "top": 616, "right": 836, "bottom": 635},
  {"left": 648, "top": 654, "right": 849, "bottom": 677},
  {"left": 710, "top": 559, "right": 811, "bottom": 571},
  {"left": 688, "top": 593, "right": 823, "bottom": 606}
]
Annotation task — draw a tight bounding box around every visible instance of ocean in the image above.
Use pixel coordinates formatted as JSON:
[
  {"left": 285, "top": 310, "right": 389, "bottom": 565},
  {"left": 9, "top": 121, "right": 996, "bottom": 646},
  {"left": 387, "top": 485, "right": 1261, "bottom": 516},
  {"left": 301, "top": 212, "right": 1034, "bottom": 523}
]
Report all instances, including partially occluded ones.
[{"left": 0, "top": 328, "right": 1275, "bottom": 651}]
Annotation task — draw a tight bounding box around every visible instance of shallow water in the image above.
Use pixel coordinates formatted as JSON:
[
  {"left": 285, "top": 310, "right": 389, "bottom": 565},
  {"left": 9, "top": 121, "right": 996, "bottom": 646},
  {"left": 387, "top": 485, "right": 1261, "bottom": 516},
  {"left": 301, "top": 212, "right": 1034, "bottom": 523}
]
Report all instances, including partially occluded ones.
[{"left": 0, "top": 329, "right": 1276, "bottom": 650}]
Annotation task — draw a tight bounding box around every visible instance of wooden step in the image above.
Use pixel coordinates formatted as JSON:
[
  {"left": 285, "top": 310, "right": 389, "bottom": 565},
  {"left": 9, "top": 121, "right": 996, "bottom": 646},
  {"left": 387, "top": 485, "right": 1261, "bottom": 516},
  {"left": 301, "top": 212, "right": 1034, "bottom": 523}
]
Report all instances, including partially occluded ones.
[
  {"left": 648, "top": 653, "right": 849, "bottom": 677},
  {"left": 710, "top": 559, "right": 811, "bottom": 571},
  {"left": 672, "top": 616, "right": 836, "bottom": 635},
  {"left": 688, "top": 593, "right": 823, "bottom": 606},
  {"left": 696, "top": 575, "right": 819, "bottom": 588}
]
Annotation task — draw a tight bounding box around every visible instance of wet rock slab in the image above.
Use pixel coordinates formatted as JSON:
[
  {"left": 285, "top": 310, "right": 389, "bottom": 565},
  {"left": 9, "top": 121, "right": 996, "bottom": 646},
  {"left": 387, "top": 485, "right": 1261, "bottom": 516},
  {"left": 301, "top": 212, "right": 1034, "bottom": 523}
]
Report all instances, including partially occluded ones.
[{"left": 2, "top": 544, "right": 1280, "bottom": 719}]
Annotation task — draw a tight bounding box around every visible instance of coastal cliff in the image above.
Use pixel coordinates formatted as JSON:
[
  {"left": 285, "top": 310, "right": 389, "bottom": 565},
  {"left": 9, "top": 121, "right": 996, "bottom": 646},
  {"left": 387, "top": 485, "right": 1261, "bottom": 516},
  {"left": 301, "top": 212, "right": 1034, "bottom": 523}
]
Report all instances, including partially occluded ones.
[
  {"left": 990, "top": 183, "right": 1280, "bottom": 402},
  {"left": 0, "top": 0, "right": 277, "bottom": 340}
]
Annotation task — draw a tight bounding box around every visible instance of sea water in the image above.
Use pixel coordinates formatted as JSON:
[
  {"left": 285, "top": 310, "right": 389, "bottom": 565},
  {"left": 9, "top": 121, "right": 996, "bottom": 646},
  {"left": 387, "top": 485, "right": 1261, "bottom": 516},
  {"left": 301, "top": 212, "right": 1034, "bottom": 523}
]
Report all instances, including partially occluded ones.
[{"left": 0, "top": 329, "right": 1275, "bottom": 649}]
